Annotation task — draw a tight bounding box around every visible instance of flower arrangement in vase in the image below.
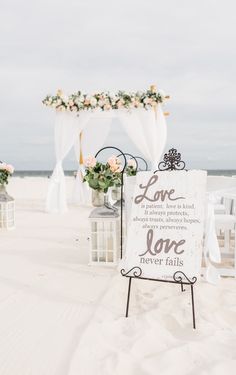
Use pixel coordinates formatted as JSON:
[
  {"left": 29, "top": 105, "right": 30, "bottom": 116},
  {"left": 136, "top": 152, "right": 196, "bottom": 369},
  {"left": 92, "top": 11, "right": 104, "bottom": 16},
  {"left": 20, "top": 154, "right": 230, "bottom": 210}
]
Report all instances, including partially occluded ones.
[
  {"left": 83, "top": 155, "right": 122, "bottom": 206},
  {"left": 125, "top": 159, "right": 137, "bottom": 177},
  {"left": 0, "top": 162, "right": 14, "bottom": 188}
]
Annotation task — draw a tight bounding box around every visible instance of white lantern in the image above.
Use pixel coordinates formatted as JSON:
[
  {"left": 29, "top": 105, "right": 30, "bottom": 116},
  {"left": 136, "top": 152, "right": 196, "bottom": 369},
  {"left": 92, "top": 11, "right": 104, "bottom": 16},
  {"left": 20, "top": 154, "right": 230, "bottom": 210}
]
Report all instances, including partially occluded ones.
[
  {"left": 89, "top": 206, "right": 120, "bottom": 265},
  {"left": 0, "top": 185, "right": 15, "bottom": 230}
]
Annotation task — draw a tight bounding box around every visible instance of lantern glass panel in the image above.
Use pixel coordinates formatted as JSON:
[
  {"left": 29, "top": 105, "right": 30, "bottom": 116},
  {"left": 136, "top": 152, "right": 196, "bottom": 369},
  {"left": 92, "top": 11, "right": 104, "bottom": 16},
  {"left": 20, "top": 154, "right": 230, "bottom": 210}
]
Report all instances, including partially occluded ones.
[
  {"left": 92, "top": 252, "right": 98, "bottom": 262},
  {"left": 91, "top": 233, "right": 98, "bottom": 250},
  {"left": 107, "top": 235, "right": 113, "bottom": 250},
  {"left": 99, "top": 251, "right": 106, "bottom": 262},
  {"left": 91, "top": 222, "right": 97, "bottom": 232},
  {"left": 89, "top": 206, "right": 120, "bottom": 265},
  {"left": 98, "top": 222, "right": 104, "bottom": 231},
  {"left": 107, "top": 252, "right": 113, "bottom": 262},
  {"left": 98, "top": 232, "right": 106, "bottom": 250}
]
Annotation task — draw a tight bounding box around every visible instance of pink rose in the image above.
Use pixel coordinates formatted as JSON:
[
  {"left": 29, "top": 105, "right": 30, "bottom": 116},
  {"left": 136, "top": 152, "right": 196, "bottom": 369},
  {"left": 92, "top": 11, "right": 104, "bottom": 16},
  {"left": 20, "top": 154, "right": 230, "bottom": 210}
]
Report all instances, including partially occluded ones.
[
  {"left": 110, "top": 164, "right": 121, "bottom": 173},
  {"left": 84, "top": 155, "right": 96, "bottom": 168},
  {"left": 6, "top": 164, "right": 14, "bottom": 174},
  {"left": 116, "top": 100, "right": 123, "bottom": 108},
  {"left": 0, "top": 162, "right": 7, "bottom": 170},
  {"left": 108, "top": 156, "right": 122, "bottom": 173},
  {"left": 127, "top": 159, "right": 136, "bottom": 168},
  {"left": 104, "top": 104, "right": 111, "bottom": 111},
  {"left": 108, "top": 156, "right": 119, "bottom": 167}
]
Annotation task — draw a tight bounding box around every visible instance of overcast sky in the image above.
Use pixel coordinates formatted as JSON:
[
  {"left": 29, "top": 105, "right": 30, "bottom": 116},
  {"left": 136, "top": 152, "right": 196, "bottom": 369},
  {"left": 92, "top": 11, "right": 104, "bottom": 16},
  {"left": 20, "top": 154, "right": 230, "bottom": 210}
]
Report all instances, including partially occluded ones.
[{"left": 0, "top": 0, "right": 236, "bottom": 170}]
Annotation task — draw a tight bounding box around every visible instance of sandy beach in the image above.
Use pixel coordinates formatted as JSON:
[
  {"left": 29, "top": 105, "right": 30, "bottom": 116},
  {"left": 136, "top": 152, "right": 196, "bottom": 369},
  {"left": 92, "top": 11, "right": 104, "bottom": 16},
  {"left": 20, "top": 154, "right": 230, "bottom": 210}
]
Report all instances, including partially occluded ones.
[{"left": 0, "top": 177, "right": 235, "bottom": 375}]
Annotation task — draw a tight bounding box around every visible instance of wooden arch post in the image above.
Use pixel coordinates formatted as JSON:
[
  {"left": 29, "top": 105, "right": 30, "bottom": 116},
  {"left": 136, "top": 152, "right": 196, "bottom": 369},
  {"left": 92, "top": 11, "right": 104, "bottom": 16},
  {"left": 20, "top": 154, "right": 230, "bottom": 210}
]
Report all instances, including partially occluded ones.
[{"left": 79, "top": 132, "right": 83, "bottom": 166}]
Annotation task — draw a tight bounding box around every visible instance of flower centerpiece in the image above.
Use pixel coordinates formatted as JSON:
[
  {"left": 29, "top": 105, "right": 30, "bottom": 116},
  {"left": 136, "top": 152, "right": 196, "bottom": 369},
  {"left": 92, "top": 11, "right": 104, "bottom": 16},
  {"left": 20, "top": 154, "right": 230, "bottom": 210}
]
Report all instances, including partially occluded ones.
[
  {"left": 125, "top": 159, "right": 137, "bottom": 176},
  {"left": 83, "top": 155, "right": 122, "bottom": 206},
  {"left": 0, "top": 162, "right": 14, "bottom": 187}
]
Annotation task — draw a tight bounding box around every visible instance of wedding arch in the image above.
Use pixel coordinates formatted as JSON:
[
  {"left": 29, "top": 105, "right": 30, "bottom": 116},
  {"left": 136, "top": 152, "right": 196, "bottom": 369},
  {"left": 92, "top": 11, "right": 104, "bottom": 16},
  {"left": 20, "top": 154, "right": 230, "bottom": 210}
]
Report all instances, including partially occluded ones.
[{"left": 43, "top": 85, "right": 169, "bottom": 213}]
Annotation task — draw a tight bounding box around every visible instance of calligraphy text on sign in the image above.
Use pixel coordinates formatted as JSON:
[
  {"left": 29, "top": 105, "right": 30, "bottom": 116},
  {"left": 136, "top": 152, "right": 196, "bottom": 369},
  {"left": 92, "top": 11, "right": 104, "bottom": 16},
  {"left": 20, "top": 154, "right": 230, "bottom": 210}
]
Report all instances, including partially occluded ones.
[{"left": 134, "top": 174, "right": 186, "bottom": 266}]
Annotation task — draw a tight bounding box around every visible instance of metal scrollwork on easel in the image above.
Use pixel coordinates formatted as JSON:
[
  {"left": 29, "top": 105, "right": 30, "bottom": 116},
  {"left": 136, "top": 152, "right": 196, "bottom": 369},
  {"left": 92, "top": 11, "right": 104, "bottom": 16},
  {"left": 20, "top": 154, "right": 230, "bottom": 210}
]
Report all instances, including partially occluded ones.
[
  {"left": 121, "top": 267, "right": 142, "bottom": 278},
  {"left": 157, "top": 148, "right": 186, "bottom": 171},
  {"left": 173, "top": 271, "right": 197, "bottom": 285}
]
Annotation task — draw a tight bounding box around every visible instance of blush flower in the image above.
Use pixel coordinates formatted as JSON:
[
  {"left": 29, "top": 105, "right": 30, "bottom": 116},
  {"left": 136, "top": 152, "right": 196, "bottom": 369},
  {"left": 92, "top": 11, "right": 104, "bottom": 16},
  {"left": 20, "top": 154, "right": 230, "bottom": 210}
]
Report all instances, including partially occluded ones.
[
  {"left": 107, "top": 156, "right": 119, "bottom": 167},
  {"left": 127, "top": 159, "right": 136, "bottom": 168},
  {"left": 6, "top": 164, "right": 14, "bottom": 174},
  {"left": 84, "top": 155, "right": 97, "bottom": 168},
  {"left": 0, "top": 162, "right": 7, "bottom": 170}
]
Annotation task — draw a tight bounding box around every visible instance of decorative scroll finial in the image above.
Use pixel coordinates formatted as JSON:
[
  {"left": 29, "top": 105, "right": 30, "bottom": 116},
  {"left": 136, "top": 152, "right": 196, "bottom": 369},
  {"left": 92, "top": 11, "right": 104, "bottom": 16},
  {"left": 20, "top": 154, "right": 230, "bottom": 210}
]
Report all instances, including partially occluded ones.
[{"left": 157, "top": 148, "right": 186, "bottom": 171}]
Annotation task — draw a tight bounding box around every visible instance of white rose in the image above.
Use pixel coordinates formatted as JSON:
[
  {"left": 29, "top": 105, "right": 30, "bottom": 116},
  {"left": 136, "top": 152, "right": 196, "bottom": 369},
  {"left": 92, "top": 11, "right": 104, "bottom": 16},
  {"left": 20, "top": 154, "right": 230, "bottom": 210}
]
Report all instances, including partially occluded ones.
[
  {"left": 136, "top": 91, "right": 143, "bottom": 97},
  {"left": 90, "top": 97, "right": 97, "bottom": 106},
  {"left": 98, "top": 99, "right": 105, "bottom": 107},
  {"left": 158, "top": 89, "right": 165, "bottom": 99},
  {"left": 109, "top": 92, "right": 116, "bottom": 100},
  {"left": 61, "top": 95, "right": 68, "bottom": 102}
]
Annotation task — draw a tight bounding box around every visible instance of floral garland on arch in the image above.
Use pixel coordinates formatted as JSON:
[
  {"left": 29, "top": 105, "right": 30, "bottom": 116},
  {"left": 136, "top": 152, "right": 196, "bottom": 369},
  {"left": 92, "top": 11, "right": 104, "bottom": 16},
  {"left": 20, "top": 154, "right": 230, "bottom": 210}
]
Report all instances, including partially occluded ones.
[{"left": 42, "top": 88, "right": 168, "bottom": 113}]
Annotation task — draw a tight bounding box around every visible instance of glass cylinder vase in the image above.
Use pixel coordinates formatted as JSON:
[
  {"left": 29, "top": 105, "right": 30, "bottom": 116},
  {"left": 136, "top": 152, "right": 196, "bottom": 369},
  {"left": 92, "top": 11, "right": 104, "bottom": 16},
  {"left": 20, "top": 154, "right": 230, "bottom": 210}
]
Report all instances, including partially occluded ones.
[
  {"left": 91, "top": 190, "right": 104, "bottom": 207},
  {"left": 111, "top": 186, "right": 122, "bottom": 202}
]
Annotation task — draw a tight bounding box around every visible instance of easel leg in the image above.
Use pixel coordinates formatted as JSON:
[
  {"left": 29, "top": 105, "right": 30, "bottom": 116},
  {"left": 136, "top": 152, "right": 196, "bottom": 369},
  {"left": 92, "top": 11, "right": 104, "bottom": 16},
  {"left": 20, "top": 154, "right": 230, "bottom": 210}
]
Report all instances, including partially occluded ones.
[
  {"left": 190, "top": 284, "right": 196, "bottom": 329},
  {"left": 125, "top": 277, "right": 132, "bottom": 318},
  {"left": 120, "top": 186, "right": 123, "bottom": 259}
]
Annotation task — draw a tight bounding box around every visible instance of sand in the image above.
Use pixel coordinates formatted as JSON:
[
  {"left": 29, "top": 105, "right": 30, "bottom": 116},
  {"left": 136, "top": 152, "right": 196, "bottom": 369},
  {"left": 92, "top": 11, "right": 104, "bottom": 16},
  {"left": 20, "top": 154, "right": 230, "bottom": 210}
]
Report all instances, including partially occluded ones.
[{"left": 0, "top": 177, "right": 235, "bottom": 375}]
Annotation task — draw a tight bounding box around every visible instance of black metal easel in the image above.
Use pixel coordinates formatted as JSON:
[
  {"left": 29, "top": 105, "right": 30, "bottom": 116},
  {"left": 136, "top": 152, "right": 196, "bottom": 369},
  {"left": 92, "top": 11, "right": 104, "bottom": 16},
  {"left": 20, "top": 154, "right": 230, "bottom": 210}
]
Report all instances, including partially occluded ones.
[
  {"left": 120, "top": 148, "right": 198, "bottom": 329},
  {"left": 133, "top": 156, "right": 149, "bottom": 171}
]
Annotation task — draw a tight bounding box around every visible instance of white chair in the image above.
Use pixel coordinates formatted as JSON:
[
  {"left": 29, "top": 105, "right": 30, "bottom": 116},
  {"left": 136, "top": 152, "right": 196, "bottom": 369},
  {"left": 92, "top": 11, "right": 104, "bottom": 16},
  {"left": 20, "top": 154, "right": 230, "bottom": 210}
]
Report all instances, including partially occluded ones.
[
  {"left": 215, "top": 196, "right": 236, "bottom": 277},
  {"left": 214, "top": 203, "right": 226, "bottom": 214},
  {"left": 207, "top": 176, "right": 236, "bottom": 215}
]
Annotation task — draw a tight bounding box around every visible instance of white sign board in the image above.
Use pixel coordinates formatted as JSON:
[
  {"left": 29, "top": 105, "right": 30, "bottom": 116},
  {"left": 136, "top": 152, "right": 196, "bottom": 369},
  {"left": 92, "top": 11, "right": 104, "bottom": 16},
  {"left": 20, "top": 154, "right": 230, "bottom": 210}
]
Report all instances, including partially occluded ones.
[{"left": 123, "top": 171, "right": 207, "bottom": 280}]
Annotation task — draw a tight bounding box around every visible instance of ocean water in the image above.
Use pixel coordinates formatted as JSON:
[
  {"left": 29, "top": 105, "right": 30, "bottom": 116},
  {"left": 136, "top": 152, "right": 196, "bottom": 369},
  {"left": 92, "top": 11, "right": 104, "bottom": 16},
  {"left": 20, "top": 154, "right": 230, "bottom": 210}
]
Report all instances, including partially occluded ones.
[{"left": 13, "top": 170, "right": 236, "bottom": 177}]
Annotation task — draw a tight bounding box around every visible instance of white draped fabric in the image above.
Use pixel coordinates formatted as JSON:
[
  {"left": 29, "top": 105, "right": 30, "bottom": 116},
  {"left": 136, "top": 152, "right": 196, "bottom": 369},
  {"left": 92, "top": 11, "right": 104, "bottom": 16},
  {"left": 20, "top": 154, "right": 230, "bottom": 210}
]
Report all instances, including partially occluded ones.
[
  {"left": 46, "top": 112, "right": 79, "bottom": 213},
  {"left": 46, "top": 107, "right": 167, "bottom": 213},
  {"left": 72, "top": 116, "right": 115, "bottom": 205},
  {"left": 72, "top": 151, "right": 91, "bottom": 206},
  {"left": 119, "top": 104, "right": 167, "bottom": 170},
  {"left": 46, "top": 111, "right": 89, "bottom": 212}
]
